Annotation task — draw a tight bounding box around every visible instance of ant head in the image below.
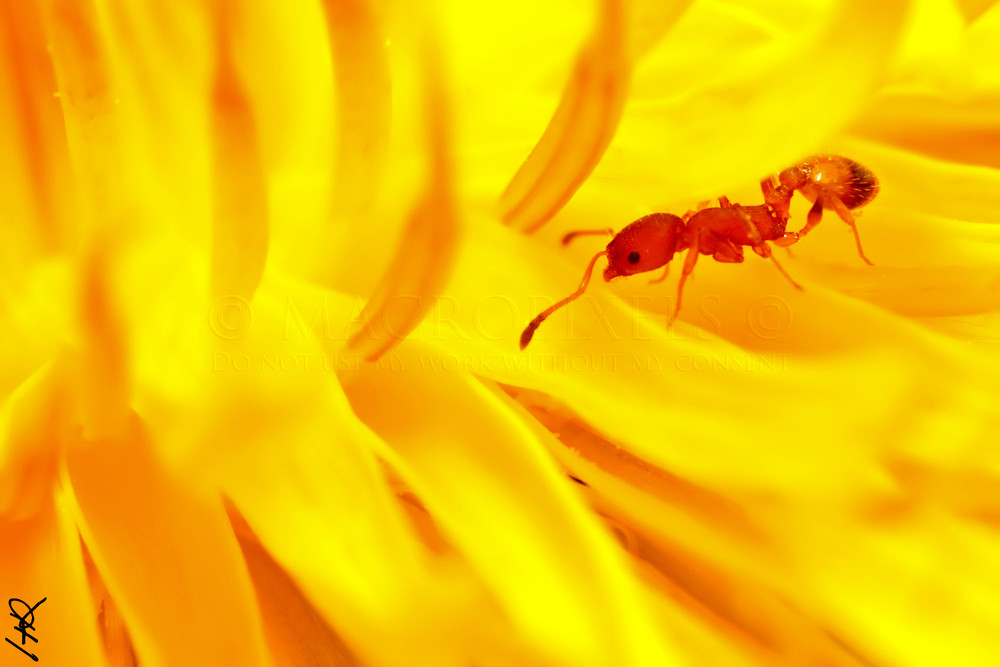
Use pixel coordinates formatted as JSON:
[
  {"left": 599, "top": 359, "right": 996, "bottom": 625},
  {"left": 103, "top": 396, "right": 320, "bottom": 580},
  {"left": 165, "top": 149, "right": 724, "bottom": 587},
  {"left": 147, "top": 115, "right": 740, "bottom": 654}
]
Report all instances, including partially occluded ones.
[{"left": 603, "top": 213, "right": 684, "bottom": 281}]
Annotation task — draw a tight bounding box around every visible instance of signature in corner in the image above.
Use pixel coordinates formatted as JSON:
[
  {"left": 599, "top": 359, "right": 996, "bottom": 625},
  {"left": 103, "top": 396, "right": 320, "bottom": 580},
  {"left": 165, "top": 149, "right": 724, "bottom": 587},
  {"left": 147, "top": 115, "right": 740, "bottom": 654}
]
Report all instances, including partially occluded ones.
[{"left": 6, "top": 597, "right": 46, "bottom": 662}]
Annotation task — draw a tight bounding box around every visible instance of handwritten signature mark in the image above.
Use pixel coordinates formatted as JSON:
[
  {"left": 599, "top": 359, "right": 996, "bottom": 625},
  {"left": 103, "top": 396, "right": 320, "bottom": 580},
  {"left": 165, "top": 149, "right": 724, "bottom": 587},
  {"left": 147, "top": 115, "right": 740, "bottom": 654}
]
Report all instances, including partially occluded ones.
[{"left": 6, "top": 597, "right": 46, "bottom": 662}]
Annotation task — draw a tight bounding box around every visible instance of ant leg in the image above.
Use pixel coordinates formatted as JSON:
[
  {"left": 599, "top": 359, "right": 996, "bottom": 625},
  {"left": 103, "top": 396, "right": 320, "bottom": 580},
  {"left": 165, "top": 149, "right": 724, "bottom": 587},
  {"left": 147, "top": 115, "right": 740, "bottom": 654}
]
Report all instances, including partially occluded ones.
[
  {"left": 717, "top": 196, "right": 732, "bottom": 208},
  {"left": 795, "top": 198, "right": 825, "bottom": 238},
  {"left": 753, "top": 240, "right": 803, "bottom": 291},
  {"left": 669, "top": 235, "right": 703, "bottom": 325},
  {"left": 737, "top": 210, "right": 799, "bottom": 286},
  {"left": 711, "top": 237, "right": 744, "bottom": 263},
  {"left": 561, "top": 228, "right": 615, "bottom": 246},
  {"left": 648, "top": 264, "right": 670, "bottom": 284},
  {"left": 828, "top": 197, "right": 874, "bottom": 265},
  {"left": 772, "top": 232, "right": 800, "bottom": 247},
  {"left": 683, "top": 200, "right": 713, "bottom": 221}
]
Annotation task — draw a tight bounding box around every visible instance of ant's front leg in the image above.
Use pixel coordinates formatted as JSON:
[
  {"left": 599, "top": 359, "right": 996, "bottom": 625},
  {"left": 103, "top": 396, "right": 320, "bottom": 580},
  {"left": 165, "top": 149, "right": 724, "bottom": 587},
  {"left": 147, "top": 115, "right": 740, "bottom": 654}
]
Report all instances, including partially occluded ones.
[
  {"left": 648, "top": 265, "right": 670, "bottom": 284},
  {"left": 669, "top": 231, "right": 704, "bottom": 325},
  {"left": 561, "top": 228, "right": 615, "bottom": 246}
]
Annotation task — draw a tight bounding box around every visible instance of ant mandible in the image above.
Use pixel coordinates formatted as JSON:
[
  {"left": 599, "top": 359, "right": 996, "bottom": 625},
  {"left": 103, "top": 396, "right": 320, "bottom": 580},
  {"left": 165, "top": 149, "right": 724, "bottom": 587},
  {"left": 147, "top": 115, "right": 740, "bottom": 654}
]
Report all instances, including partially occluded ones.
[{"left": 519, "top": 154, "right": 879, "bottom": 350}]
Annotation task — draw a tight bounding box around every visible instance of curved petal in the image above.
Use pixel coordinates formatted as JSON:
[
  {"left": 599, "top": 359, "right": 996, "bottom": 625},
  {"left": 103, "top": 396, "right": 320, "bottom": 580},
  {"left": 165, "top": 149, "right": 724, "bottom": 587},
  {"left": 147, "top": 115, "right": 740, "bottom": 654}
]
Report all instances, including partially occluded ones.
[
  {"left": 322, "top": 0, "right": 391, "bottom": 223},
  {"left": 343, "top": 351, "right": 684, "bottom": 666},
  {"left": 81, "top": 542, "right": 140, "bottom": 666},
  {"left": 44, "top": 0, "right": 122, "bottom": 232},
  {"left": 210, "top": 12, "right": 269, "bottom": 301},
  {"left": 63, "top": 417, "right": 272, "bottom": 667},
  {"left": 228, "top": 507, "right": 360, "bottom": 667},
  {"left": 0, "top": 497, "right": 105, "bottom": 666},
  {"left": 75, "top": 244, "right": 131, "bottom": 441},
  {"left": 599, "top": 0, "right": 911, "bottom": 204},
  {"left": 627, "top": 0, "right": 697, "bottom": 61},
  {"left": 851, "top": 95, "right": 1000, "bottom": 169},
  {"left": 348, "top": 33, "right": 459, "bottom": 361},
  {"left": 0, "top": 364, "right": 61, "bottom": 521},
  {"left": 511, "top": 386, "right": 885, "bottom": 665},
  {"left": 0, "top": 259, "right": 71, "bottom": 406},
  {"left": 499, "top": 0, "right": 631, "bottom": 232},
  {"left": 955, "top": 0, "right": 999, "bottom": 22},
  {"left": 168, "top": 282, "right": 473, "bottom": 666},
  {"left": 0, "top": 1, "right": 72, "bottom": 259},
  {"left": 496, "top": 0, "right": 693, "bottom": 232}
]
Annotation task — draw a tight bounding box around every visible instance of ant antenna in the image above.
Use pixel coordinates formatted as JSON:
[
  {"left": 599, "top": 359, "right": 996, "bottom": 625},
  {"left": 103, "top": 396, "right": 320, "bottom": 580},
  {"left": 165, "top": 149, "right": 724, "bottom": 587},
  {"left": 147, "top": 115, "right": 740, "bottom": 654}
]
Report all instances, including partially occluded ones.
[
  {"left": 520, "top": 250, "right": 608, "bottom": 350},
  {"left": 561, "top": 229, "right": 614, "bottom": 246}
]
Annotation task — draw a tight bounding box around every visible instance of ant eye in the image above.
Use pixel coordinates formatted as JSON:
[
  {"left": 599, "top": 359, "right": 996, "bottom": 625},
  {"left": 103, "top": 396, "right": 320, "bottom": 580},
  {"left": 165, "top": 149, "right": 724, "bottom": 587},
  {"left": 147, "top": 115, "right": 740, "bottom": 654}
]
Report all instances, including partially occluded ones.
[{"left": 627, "top": 251, "right": 640, "bottom": 264}]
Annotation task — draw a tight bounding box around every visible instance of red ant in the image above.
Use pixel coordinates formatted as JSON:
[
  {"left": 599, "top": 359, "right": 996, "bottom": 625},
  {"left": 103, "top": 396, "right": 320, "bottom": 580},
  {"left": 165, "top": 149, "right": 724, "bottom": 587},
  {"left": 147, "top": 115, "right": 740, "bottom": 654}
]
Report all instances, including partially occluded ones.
[{"left": 519, "top": 155, "right": 878, "bottom": 349}]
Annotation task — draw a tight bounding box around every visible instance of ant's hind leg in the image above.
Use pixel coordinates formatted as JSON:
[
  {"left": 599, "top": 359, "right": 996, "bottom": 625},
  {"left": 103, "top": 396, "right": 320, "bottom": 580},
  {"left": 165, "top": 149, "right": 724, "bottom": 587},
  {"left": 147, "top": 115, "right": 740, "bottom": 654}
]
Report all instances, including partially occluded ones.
[
  {"left": 829, "top": 197, "right": 874, "bottom": 265},
  {"left": 794, "top": 198, "right": 825, "bottom": 239},
  {"left": 753, "top": 241, "right": 803, "bottom": 291},
  {"left": 772, "top": 231, "right": 800, "bottom": 248}
]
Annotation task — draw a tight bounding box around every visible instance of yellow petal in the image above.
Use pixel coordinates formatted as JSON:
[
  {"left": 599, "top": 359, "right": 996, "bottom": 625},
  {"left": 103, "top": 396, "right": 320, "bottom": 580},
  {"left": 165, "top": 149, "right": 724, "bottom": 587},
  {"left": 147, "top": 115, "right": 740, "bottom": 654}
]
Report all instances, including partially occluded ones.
[
  {"left": 343, "top": 351, "right": 684, "bottom": 666},
  {"left": 171, "top": 282, "right": 472, "bottom": 665},
  {"left": 0, "top": 1, "right": 73, "bottom": 257},
  {"left": 348, "top": 23, "right": 459, "bottom": 360},
  {"left": 228, "top": 505, "right": 360, "bottom": 667},
  {"left": 63, "top": 417, "right": 272, "bottom": 667},
  {"left": 0, "top": 495, "right": 106, "bottom": 666},
  {"left": 499, "top": 0, "right": 632, "bottom": 232},
  {"left": 323, "top": 0, "right": 391, "bottom": 223},
  {"left": 210, "top": 14, "right": 269, "bottom": 301},
  {"left": 598, "top": 0, "right": 911, "bottom": 204}
]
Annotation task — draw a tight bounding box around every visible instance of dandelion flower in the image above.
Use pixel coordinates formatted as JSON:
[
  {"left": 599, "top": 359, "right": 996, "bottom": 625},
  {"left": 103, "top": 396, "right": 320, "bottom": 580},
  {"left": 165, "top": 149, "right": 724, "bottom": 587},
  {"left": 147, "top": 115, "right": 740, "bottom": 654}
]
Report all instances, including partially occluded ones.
[{"left": 2, "top": 0, "right": 1000, "bottom": 666}]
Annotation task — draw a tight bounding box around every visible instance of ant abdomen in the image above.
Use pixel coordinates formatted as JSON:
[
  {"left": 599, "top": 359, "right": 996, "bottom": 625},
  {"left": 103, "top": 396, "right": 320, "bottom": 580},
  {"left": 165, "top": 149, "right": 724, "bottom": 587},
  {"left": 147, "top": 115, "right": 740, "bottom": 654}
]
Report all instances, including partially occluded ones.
[
  {"left": 777, "top": 154, "right": 878, "bottom": 264},
  {"left": 779, "top": 154, "right": 879, "bottom": 211}
]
